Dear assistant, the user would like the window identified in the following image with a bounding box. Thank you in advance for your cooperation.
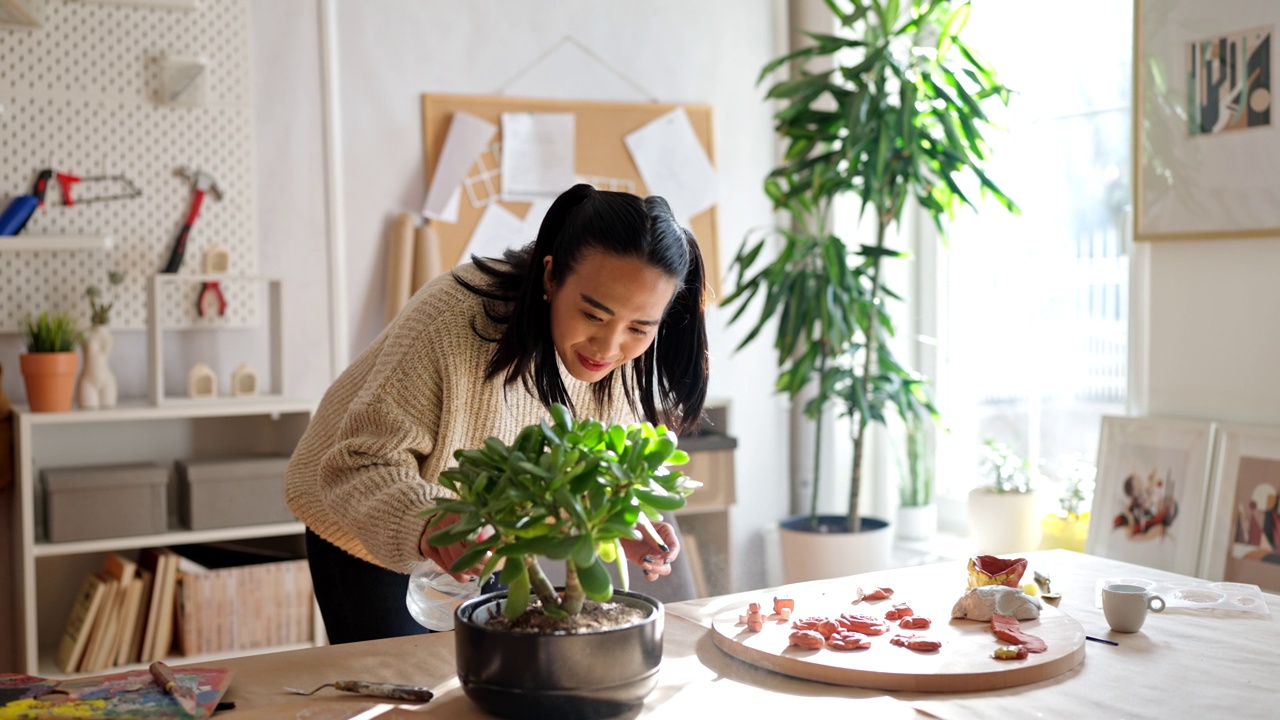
[927,1,1134,523]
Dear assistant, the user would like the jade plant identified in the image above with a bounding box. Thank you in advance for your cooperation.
[22,311,83,353]
[423,404,698,619]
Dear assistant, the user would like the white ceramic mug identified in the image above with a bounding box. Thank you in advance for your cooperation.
[1102,582,1166,633]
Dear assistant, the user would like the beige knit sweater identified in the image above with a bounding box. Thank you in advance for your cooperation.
[285,263,627,572]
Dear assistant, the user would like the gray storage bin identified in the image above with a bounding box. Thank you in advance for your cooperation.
[176,456,295,530]
[42,464,170,542]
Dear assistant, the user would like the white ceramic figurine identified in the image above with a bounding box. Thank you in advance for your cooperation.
[951,585,1043,621]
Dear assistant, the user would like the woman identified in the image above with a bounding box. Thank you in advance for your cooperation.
[285,183,710,643]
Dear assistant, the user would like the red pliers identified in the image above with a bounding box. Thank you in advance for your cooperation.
[197,281,226,317]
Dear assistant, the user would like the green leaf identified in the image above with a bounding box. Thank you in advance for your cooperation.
[427,523,477,547]
[606,425,626,455]
[937,3,972,60]
[575,558,613,602]
[572,535,596,567]
[448,539,497,575]
[543,534,581,561]
[634,486,687,512]
[500,555,528,585]
[504,571,531,620]
[549,403,574,431]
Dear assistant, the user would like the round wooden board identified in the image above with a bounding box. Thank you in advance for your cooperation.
[711,578,1086,693]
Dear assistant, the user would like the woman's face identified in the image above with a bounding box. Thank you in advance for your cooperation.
[543,248,677,382]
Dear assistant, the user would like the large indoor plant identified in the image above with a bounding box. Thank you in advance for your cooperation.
[725,0,1015,579]
[423,404,698,720]
[19,310,83,412]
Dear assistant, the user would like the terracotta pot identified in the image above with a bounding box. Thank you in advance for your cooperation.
[19,352,79,412]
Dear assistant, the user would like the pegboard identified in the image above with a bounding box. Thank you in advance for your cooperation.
[0,0,258,332]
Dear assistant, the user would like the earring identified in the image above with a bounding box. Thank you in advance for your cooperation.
[542,293,548,302]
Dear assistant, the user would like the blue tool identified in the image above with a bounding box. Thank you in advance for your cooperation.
[0,170,53,236]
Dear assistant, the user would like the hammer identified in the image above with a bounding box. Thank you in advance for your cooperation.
[162,166,222,273]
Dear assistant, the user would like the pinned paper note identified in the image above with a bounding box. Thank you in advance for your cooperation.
[457,204,523,266]
[423,111,497,222]
[456,201,553,267]
[501,112,576,202]
[624,107,718,224]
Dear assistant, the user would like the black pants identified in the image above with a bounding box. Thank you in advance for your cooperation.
[304,528,499,644]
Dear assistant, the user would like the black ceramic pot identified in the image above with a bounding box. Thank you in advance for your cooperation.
[454,589,664,720]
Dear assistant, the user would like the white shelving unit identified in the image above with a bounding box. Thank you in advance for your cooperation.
[10,398,319,676]
[0,235,115,252]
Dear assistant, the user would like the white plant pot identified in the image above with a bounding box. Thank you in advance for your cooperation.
[778,515,893,583]
[967,488,1042,555]
[896,503,938,542]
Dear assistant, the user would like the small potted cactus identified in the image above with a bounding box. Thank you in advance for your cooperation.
[423,404,698,720]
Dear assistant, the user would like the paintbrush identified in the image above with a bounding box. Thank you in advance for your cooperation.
[149,661,199,715]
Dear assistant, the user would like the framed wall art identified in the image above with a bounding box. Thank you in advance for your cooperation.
[1201,423,1280,591]
[1086,416,1216,574]
[1134,0,1279,240]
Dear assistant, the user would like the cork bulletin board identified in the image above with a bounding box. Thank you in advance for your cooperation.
[421,94,722,297]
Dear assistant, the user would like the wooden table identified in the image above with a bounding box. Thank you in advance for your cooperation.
[200,550,1277,719]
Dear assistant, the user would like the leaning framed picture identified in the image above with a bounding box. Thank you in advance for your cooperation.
[1201,423,1280,591]
[1134,0,1280,240]
[1086,416,1216,575]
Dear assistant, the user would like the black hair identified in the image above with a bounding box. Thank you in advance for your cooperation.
[453,183,709,435]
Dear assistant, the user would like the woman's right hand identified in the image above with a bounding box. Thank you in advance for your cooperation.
[419,512,490,582]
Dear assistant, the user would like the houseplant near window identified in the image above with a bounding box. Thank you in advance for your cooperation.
[1039,454,1095,552]
[968,439,1042,554]
[896,400,937,540]
[725,0,1015,580]
[19,310,83,412]
[423,404,698,720]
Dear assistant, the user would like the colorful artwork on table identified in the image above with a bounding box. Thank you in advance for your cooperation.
[1106,449,1182,542]
[1188,25,1272,135]
[1224,456,1280,589]
[0,667,231,719]
[1087,417,1214,576]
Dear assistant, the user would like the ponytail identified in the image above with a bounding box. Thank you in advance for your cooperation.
[660,229,709,434]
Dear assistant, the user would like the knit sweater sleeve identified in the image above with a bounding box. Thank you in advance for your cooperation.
[313,291,459,572]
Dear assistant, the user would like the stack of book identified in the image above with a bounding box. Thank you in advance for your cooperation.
[54,545,313,674]
[54,549,181,674]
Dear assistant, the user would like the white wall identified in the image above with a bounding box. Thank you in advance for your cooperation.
[252,0,792,591]
[1143,239,1280,424]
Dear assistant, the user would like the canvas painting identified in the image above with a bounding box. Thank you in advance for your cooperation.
[1086,416,1215,575]
[1135,1,1280,239]
[1202,424,1280,591]
[0,667,231,719]
[1188,25,1272,136]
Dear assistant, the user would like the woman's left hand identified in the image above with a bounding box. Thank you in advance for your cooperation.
[619,520,681,581]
